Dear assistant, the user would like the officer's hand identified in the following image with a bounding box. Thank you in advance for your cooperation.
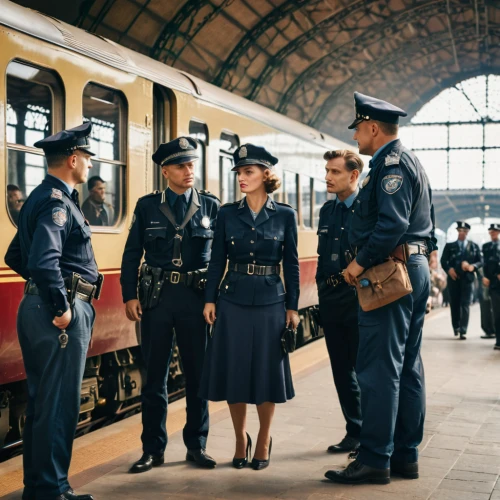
[344,260,365,285]
[483,277,490,287]
[204,303,216,325]
[448,268,458,280]
[53,308,72,330]
[125,299,142,322]
[461,261,470,271]
[467,264,475,272]
[286,310,300,330]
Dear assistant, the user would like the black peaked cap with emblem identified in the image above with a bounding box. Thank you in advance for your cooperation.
[489,223,500,231]
[232,143,278,171]
[152,137,199,166]
[456,221,471,230]
[34,122,95,156]
[348,91,407,129]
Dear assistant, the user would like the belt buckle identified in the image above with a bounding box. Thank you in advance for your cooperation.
[247,264,255,275]
[170,271,181,284]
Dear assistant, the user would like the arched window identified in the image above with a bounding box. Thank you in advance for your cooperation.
[400,75,500,190]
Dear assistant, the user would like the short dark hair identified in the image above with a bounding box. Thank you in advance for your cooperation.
[88,176,105,191]
[323,149,364,173]
[374,120,399,136]
[7,184,21,192]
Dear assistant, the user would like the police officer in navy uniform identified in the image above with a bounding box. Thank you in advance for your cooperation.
[440,222,482,339]
[316,150,363,455]
[325,92,435,485]
[200,144,299,471]
[121,137,219,473]
[5,123,101,500]
[482,223,500,348]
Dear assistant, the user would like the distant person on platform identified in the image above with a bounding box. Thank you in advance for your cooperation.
[82,175,114,226]
[316,150,363,456]
[482,223,500,348]
[7,184,24,225]
[440,221,482,340]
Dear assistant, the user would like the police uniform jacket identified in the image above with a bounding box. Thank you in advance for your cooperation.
[5,175,99,316]
[482,241,500,289]
[349,139,435,268]
[120,188,220,302]
[441,240,482,282]
[205,196,300,311]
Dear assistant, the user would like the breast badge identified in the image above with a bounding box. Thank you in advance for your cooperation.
[201,216,211,229]
[381,174,403,195]
[52,207,68,226]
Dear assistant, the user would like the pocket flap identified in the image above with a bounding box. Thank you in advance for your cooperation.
[264,229,285,241]
[225,229,245,241]
[144,227,167,240]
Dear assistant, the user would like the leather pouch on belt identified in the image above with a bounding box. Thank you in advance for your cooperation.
[355,257,413,312]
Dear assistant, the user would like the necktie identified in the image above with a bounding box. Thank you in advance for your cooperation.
[174,195,187,225]
[71,190,80,208]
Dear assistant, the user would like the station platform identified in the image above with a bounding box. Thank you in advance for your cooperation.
[2,304,500,500]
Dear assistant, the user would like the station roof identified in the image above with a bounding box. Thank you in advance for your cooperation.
[10,0,500,142]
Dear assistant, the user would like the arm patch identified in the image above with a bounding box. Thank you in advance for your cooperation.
[381,174,403,194]
[52,207,67,226]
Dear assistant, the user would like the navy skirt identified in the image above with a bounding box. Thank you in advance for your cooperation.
[199,298,295,405]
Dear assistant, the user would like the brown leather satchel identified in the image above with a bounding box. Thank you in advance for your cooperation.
[355,257,413,312]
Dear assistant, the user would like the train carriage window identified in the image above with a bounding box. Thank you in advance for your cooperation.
[6,61,64,226]
[301,175,312,228]
[219,131,239,204]
[313,180,327,228]
[82,83,127,228]
[153,85,171,191]
[283,171,298,212]
[189,120,208,190]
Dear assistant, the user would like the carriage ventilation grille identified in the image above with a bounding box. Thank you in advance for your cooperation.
[55,24,128,67]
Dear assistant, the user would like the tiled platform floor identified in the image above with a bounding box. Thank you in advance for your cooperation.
[4,304,500,500]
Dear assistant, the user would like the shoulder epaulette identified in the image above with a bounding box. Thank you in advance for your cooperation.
[138,190,161,201]
[276,201,293,209]
[198,189,220,202]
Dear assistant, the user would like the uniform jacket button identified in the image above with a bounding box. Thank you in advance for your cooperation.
[274,236,277,240]
[251,227,255,231]
[250,240,254,244]
[250,252,254,256]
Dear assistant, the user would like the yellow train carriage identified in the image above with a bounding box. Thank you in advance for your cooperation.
[0,1,352,453]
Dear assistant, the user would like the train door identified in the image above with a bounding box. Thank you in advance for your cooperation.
[219,131,239,204]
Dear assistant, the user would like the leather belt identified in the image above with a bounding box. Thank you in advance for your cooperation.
[164,270,188,285]
[25,279,95,303]
[390,241,428,262]
[326,272,346,288]
[229,262,280,276]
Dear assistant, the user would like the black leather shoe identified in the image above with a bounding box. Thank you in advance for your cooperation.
[186,448,217,468]
[233,432,252,469]
[251,436,272,470]
[454,329,459,336]
[56,489,94,500]
[390,460,419,479]
[494,345,500,350]
[460,333,467,340]
[325,459,390,484]
[129,453,164,473]
[327,435,360,453]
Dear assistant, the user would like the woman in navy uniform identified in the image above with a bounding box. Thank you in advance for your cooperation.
[200,144,300,470]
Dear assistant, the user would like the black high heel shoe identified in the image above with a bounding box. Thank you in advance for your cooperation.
[251,436,272,470]
[233,432,252,469]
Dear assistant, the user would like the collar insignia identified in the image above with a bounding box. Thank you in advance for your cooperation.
[385,152,400,166]
[362,175,370,188]
[51,188,63,200]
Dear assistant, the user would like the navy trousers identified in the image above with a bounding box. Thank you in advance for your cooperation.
[490,288,500,346]
[319,285,362,439]
[140,282,209,455]
[447,276,473,334]
[356,254,429,469]
[17,295,94,500]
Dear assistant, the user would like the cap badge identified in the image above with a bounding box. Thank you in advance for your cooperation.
[362,175,370,188]
[385,152,400,166]
[201,216,211,229]
[179,137,189,150]
[51,188,63,200]
[239,146,248,159]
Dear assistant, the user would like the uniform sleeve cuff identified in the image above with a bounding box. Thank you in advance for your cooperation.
[49,287,69,317]
[122,286,138,303]
[355,251,372,270]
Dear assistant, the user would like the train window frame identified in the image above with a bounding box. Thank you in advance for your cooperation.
[153,84,172,192]
[300,174,313,229]
[189,119,208,190]
[219,131,239,205]
[82,82,128,232]
[283,170,298,215]
[5,59,65,227]
[313,178,328,228]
